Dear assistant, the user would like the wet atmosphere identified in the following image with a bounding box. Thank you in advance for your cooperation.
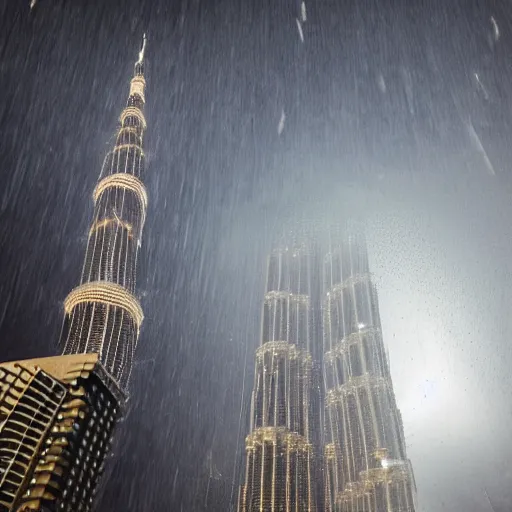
[1,0,512,510]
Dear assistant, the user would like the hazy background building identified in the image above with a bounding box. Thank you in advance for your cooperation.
[238,244,316,511]
[3,1,512,510]
[323,230,416,511]
[237,226,417,511]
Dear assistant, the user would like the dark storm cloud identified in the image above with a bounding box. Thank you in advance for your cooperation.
[1,0,512,510]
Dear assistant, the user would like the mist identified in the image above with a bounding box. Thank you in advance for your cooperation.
[1,0,512,510]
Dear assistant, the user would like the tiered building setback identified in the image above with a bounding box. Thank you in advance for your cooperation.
[237,230,417,512]
[61,38,148,389]
[0,37,149,511]
[323,232,416,512]
[238,245,316,512]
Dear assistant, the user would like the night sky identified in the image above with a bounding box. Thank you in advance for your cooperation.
[2,0,512,510]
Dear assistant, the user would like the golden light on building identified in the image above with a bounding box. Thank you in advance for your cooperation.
[63,281,144,329]
[0,354,121,512]
[0,34,150,511]
[237,231,417,512]
[322,232,417,512]
[238,246,316,512]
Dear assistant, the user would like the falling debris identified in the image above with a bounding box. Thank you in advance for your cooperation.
[474,72,489,100]
[277,109,286,135]
[296,18,304,42]
[490,16,500,41]
[377,73,387,93]
[206,449,222,479]
[204,449,222,508]
[467,118,496,176]
[301,1,307,22]
[484,489,497,512]
[29,0,37,9]
[401,67,414,114]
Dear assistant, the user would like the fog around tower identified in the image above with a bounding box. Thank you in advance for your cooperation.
[2,0,512,511]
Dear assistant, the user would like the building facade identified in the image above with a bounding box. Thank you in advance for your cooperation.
[0,37,148,511]
[323,231,416,512]
[237,229,417,512]
[238,245,316,512]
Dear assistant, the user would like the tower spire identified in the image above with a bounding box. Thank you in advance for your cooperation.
[134,33,147,79]
[137,33,147,67]
[61,36,148,389]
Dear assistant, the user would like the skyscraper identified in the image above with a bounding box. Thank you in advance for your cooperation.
[0,37,148,511]
[323,231,416,512]
[237,229,417,512]
[238,245,316,512]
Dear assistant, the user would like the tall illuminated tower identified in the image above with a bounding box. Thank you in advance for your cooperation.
[238,244,316,512]
[60,36,148,388]
[323,231,416,512]
[0,36,148,511]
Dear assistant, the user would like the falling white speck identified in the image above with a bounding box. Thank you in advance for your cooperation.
[381,458,405,469]
[296,18,304,42]
[377,73,387,93]
[29,0,36,9]
[401,67,414,114]
[474,72,489,100]
[467,118,496,176]
[490,16,500,41]
[278,109,286,135]
[301,1,307,22]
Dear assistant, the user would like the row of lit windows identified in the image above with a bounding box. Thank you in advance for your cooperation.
[324,280,380,345]
[324,334,389,388]
[62,301,138,388]
[327,385,405,490]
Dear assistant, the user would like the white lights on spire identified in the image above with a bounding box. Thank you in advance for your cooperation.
[137,33,147,66]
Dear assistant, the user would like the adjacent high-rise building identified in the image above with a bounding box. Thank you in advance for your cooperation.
[323,231,416,512]
[237,230,417,512]
[0,37,148,511]
[238,245,316,512]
